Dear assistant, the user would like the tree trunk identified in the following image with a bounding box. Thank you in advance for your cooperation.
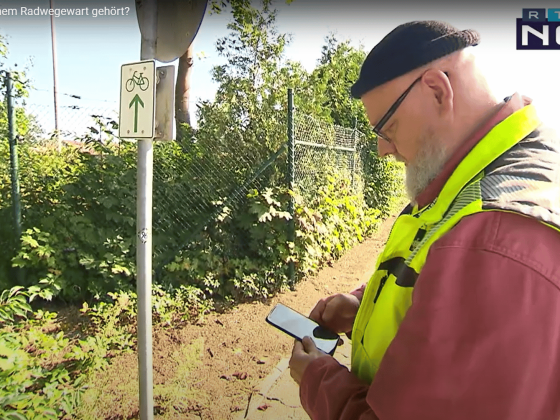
[175,43,194,137]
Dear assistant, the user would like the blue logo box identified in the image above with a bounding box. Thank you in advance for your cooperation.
[516,19,560,49]
[517,9,560,49]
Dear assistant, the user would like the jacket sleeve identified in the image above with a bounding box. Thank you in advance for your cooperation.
[299,219,560,420]
[300,357,378,420]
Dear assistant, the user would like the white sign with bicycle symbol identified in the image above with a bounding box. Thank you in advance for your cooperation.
[119,60,156,139]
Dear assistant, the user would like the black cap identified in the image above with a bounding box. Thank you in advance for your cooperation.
[350,21,480,99]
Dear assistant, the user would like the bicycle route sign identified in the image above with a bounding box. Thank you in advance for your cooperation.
[119,60,156,139]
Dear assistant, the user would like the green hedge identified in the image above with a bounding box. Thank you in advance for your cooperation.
[0,133,401,303]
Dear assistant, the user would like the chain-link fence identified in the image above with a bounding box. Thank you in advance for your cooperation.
[293,113,365,205]
[1,85,369,292]
[151,137,286,275]
[1,100,282,264]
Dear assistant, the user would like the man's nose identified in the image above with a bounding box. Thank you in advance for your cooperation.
[377,137,397,158]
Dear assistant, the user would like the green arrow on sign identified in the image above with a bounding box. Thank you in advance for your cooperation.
[129,94,144,133]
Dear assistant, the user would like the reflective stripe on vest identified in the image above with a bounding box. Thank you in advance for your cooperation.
[351,104,560,384]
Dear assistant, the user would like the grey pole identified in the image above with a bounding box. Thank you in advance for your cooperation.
[49,0,60,151]
[6,72,22,247]
[138,1,157,419]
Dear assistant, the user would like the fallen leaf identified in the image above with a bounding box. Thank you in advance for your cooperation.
[220,375,232,381]
[258,403,271,411]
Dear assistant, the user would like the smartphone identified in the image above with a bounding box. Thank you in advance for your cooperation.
[266,303,340,356]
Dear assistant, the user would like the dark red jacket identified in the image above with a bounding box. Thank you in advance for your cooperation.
[299,93,560,420]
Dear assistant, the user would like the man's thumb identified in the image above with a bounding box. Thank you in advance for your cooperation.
[302,336,316,352]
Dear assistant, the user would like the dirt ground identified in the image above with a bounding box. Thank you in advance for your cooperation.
[78,210,399,420]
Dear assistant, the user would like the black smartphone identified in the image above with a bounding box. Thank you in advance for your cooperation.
[266,303,340,356]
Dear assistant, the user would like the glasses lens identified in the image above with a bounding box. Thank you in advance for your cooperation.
[373,128,389,143]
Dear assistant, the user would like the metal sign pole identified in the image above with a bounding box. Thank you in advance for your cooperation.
[138,0,157,419]
[124,2,207,415]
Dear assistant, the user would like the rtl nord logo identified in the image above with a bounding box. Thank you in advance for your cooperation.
[517,8,560,49]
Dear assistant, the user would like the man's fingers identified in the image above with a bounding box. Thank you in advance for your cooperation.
[309,294,337,322]
[322,302,337,324]
[308,299,326,323]
[292,339,304,355]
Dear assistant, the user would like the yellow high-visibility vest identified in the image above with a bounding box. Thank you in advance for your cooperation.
[351,104,560,384]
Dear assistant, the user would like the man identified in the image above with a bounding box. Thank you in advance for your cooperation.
[288,20,560,420]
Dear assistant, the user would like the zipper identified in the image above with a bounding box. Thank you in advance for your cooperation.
[373,275,388,303]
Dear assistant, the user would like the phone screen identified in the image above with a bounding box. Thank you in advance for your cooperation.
[266,303,339,355]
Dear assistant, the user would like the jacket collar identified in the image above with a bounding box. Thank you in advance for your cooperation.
[414,93,532,209]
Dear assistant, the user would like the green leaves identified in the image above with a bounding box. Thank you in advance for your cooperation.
[160,175,381,301]
[1,133,140,301]
[0,304,85,419]
[0,287,32,325]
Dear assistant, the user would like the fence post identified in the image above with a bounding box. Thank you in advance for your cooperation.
[6,72,22,247]
[351,116,357,191]
[287,88,295,285]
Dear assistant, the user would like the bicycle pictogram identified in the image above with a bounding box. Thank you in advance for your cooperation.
[125,71,149,92]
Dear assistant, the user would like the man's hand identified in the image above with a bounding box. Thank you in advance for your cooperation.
[289,336,332,385]
[309,293,360,334]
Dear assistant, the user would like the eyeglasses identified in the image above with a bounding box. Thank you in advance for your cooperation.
[372,71,449,143]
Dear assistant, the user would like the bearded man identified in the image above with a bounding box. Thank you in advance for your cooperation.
[288,20,560,420]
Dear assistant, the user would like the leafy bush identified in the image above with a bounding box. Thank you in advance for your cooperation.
[0,279,211,420]
[0,322,84,420]
[360,145,405,217]
[0,287,32,325]
[0,136,138,301]
[307,34,406,218]
[0,291,85,419]
[0,114,397,306]
[163,170,381,301]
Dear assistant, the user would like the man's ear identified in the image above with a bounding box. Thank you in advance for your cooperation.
[422,70,453,115]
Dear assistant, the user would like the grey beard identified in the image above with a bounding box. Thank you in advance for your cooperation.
[405,136,450,203]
